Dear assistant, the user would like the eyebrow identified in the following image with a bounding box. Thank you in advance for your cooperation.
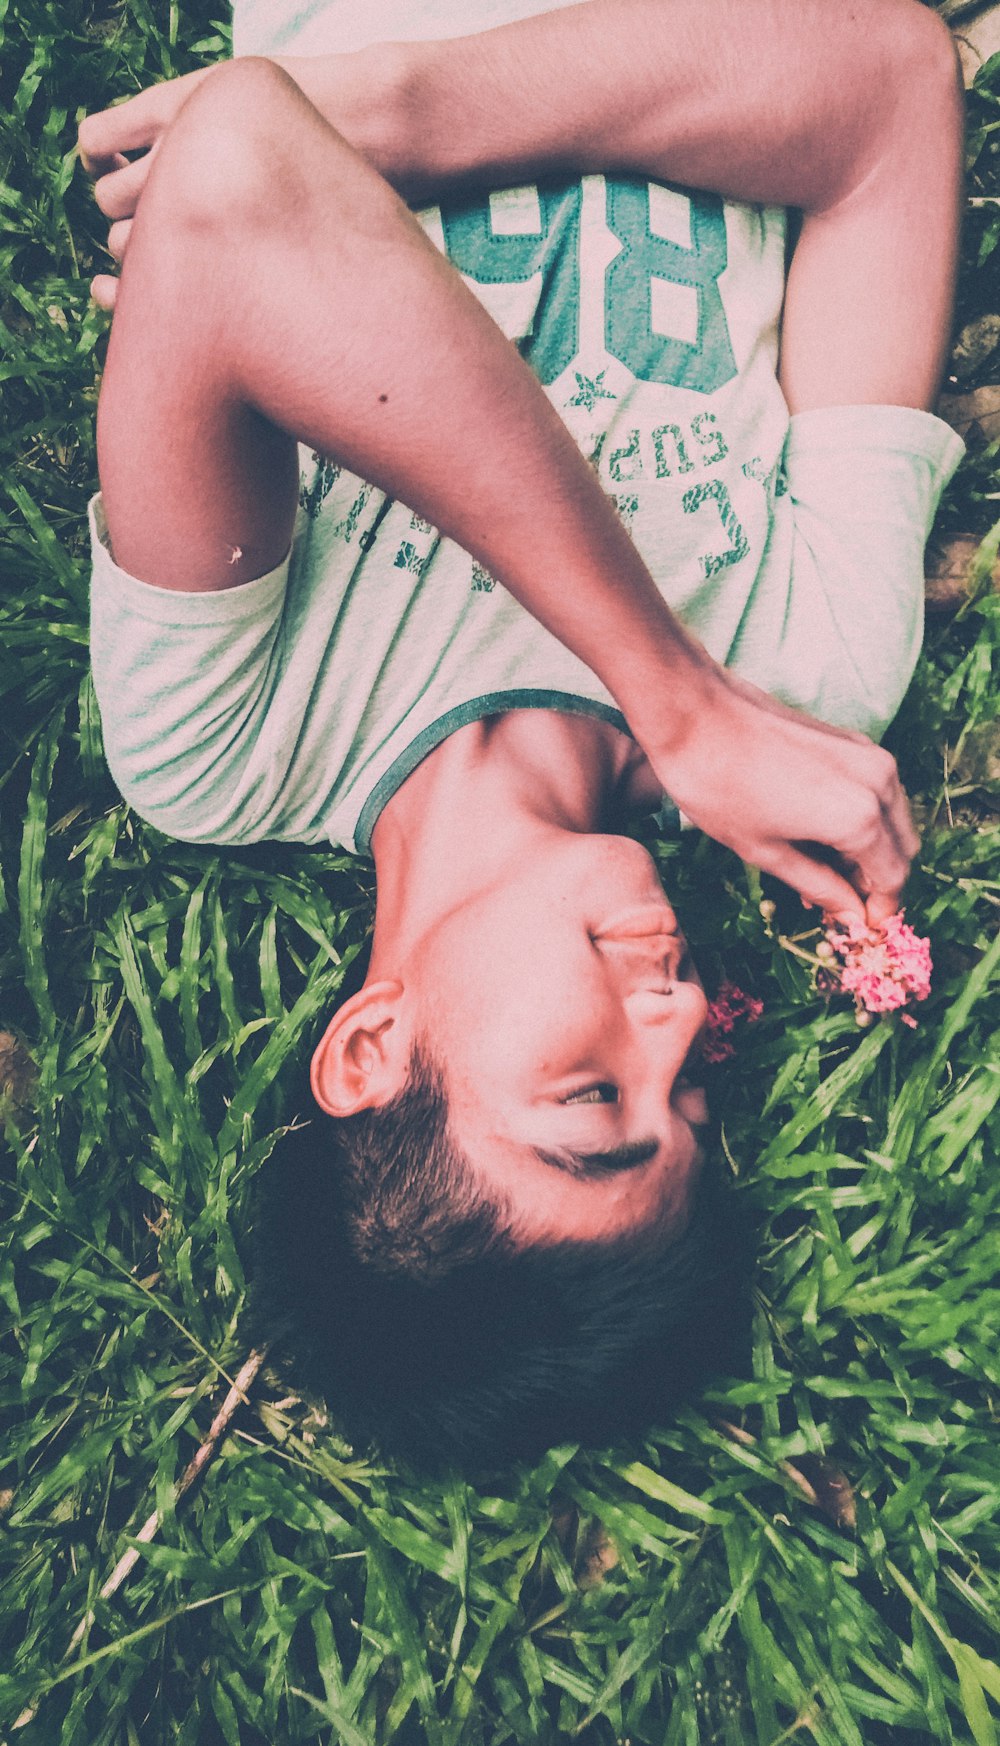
[531,1137,661,1180]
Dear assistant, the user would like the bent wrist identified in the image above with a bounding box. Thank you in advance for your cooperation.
[271,45,414,187]
[361,40,426,190]
[379,39,464,202]
[602,632,726,771]
[333,39,446,198]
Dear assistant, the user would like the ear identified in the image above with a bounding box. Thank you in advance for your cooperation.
[310,979,411,1117]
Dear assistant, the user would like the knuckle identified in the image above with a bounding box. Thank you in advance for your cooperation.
[857,744,896,801]
[856,794,884,839]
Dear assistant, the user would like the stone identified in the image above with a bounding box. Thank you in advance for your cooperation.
[953,2,1000,84]
[949,314,1000,383]
[937,383,1000,444]
[925,532,1000,610]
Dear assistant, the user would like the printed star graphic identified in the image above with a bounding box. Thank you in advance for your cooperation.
[566,370,616,414]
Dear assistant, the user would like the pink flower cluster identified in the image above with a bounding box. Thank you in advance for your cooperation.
[823,911,932,1026]
[703,980,764,1063]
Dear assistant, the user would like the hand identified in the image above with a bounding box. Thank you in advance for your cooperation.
[76,51,413,312]
[652,665,920,926]
[77,67,212,309]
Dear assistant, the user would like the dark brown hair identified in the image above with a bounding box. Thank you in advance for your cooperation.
[247,1045,753,1474]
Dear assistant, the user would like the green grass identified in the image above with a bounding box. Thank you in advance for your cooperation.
[1,3,999,1741]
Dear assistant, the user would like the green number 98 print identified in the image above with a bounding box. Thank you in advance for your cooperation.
[439,175,737,393]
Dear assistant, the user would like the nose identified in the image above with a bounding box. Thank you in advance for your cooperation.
[597,933,686,984]
[625,978,708,1029]
[592,901,680,941]
[630,981,712,1129]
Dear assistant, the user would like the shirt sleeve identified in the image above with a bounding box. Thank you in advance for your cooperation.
[750,402,965,741]
[88,492,293,843]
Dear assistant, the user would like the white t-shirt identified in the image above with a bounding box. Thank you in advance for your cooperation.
[87,0,965,854]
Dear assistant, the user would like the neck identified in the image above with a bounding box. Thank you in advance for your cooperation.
[368,712,656,969]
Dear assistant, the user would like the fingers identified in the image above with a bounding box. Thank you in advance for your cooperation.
[79,145,130,180]
[853,756,920,920]
[864,890,902,928]
[90,274,118,311]
[765,744,918,925]
[90,222,131,309]
[91,150,156,221]
[809,737,917,921]
[887,771,922,863]
[107,219,132,263]
[771,846,866,925]
[77,67,211,167]
[677,676,921,930]
[82,149,145,315]
[77,83,169,164]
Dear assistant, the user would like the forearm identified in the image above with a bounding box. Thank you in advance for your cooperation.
[275,0,961,410]
[274,0,940,212]
[80,52,929,921]
[241,71,722,752]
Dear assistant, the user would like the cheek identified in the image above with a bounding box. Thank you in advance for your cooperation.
[423,923,608,1082]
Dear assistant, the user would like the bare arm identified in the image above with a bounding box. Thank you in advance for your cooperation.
[80,1,963,413]
[274,0,962,415]
[76,6,963,920]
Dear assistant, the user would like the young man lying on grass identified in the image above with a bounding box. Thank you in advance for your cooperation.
[78,0,964,1469]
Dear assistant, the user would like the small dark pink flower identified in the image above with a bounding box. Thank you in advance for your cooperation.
[702,1032,736,1065]
[704,980,764,1063]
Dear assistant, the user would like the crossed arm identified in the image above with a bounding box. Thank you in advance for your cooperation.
[78,0,964,919]
[83,0,963,414]
[277,0,962,418]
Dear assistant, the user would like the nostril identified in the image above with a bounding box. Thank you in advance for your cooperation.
[626,987,679,1022]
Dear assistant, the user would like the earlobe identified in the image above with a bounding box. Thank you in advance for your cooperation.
[310,980,410,1116]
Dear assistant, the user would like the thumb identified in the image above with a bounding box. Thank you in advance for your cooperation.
[864,889,903,929]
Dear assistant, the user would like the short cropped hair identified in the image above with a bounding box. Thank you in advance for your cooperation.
[247,1044,752,1474]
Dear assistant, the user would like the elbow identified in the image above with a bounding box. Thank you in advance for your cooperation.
[819,2,964,213]
[876,3,964,175]
[896,4,964,136]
